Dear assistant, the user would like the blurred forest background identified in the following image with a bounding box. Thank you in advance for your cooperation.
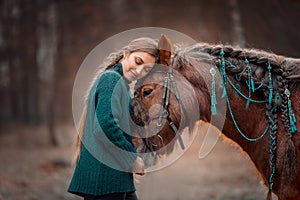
[0,0,299,200]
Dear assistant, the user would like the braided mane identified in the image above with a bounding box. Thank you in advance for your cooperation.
[175,43,300,89]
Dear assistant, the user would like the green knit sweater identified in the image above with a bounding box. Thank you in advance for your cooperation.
[68,63,138,197]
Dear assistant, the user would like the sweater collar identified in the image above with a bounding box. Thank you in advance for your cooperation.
[110,62,123,76]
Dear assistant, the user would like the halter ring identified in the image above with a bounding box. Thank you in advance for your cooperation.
[151,134,164,147]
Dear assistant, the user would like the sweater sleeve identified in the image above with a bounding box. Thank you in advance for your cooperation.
[94,71,137,171]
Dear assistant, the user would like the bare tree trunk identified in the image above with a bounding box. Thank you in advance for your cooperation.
[15,0,40,123]
[36,0,59,146]
[229,0,246,47]
[28,0,40,124]
[26,0,39,123]
[48,94,57,146]
[0,1,10,122]
[48,2,59,146]
[6,0,21,120]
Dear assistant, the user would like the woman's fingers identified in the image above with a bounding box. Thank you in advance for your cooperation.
[132,157,145,175]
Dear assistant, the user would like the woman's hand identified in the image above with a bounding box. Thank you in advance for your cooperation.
[132,157,145,176]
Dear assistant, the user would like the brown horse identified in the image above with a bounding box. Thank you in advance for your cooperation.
[131,35,300,200]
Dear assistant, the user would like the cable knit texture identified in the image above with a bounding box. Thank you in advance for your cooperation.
[68,63,137,197]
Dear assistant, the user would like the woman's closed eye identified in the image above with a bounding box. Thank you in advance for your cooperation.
[135,57,143,65]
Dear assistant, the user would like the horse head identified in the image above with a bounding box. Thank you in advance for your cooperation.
[131,35,209,156]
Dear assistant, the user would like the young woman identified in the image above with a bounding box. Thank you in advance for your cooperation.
[68,37,158,200]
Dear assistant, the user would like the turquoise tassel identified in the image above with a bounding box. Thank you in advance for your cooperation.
[290,117,297,133]
[245,59,255,92]
[267,65,273,105]
[244,59,254,110]
[245,59,255,109]
[293,114,297,123]
[268,89,273,105]
[220,51,227,98]
[210,67,217,115]
[211,105,217,115]
[285,88,297,134]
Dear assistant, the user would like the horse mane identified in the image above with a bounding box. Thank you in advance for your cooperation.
[174,43,300,89]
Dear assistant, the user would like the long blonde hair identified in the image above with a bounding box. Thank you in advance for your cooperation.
[74,37,158,163]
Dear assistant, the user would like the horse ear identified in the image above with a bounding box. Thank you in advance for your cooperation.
[158,34,172,65]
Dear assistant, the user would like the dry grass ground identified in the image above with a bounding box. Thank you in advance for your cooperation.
[0,122,270,200]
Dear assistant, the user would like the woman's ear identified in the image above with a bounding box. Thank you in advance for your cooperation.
[158,34,172,66]
[123,50,129,60]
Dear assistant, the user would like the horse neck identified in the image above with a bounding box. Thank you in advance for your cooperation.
[174,61,212,122]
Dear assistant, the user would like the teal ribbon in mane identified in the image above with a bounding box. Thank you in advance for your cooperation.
[245,59,255,109]
[267,65,273,105]
[220,51,227,98]
[285,88,298,133]
[210,67,217,115]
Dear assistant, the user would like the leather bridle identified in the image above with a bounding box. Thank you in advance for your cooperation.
[135,65,188,151]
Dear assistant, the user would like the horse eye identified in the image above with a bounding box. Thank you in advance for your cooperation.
[143,89,153,97]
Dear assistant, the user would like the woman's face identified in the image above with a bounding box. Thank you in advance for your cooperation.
[121,51,156,82]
